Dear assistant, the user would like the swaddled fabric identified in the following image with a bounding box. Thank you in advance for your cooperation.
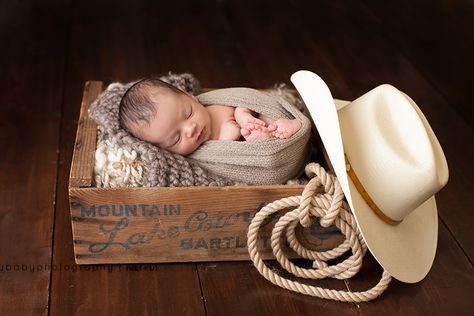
[190,88,311,185]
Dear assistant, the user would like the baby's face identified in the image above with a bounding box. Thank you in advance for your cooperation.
[135,87,212,155]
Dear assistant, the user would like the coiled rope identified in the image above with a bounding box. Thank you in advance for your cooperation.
[247,163,392,302]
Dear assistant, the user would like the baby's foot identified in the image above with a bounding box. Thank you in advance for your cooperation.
[241,123,273,141]
[272,119,302,139]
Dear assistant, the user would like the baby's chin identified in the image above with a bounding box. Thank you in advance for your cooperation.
[203,124,212,142]
[172,145,199,156]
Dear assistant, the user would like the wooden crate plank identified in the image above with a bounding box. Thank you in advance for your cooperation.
[69,81,102,188]
[0,1,68,315]
[49,0,205,314]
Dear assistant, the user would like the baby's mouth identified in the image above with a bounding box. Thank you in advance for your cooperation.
[197,127,206,141]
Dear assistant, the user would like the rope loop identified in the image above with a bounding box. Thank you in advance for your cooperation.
[247,163,392,302]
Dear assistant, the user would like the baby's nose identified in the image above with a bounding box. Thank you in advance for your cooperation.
[184,122,197,138]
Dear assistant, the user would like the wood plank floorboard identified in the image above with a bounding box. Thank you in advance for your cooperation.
[144,0,251,87]
[0,1,68,314]
[198,261,358,315]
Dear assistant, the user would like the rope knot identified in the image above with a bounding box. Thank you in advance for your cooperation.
[319,180,345,227]
[297,165,322,227]
[298,163,342,228]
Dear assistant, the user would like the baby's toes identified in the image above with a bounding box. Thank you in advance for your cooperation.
[251,123,267,131]
[273,131,282,139]
[252,124,263,131]
[245,123,255,131]
[275,129,290,139]
[253,118,266,126]
[267,123,277,132]
[241,127,250,136]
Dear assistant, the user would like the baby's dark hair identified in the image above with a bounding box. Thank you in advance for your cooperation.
[118,77,182,135]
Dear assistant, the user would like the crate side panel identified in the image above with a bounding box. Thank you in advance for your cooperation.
[69,186,344,264]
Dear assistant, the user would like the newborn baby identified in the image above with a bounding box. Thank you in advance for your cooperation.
[119,78,302,155]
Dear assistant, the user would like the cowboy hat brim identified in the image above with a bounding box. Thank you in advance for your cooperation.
[291,70,446,283]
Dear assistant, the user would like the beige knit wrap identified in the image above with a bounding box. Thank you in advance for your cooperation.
[189,87,312,185]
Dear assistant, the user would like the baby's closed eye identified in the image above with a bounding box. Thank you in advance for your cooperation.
[170,134,181,147]
[186,104,193,118]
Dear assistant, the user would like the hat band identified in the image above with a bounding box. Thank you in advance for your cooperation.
[344,155,402,226]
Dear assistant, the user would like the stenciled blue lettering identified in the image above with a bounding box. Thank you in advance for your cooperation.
[80,205,96,217]
[184,210,212,232]
[125,205,137,217]
[98,205,110,217]
[89,218,180,253]
[165,204,181,216]
[89,217,130,253]
[184,210,243,232]
[111,204,123,217]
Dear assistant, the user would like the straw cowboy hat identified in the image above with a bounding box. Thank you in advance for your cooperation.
[291,70,449,283]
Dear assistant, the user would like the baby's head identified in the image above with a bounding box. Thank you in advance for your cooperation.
[119,78,211,155]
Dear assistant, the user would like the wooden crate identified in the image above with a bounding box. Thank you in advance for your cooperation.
[68,81,344,264]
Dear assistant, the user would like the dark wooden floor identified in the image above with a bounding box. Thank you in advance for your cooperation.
[0,0,473,315]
